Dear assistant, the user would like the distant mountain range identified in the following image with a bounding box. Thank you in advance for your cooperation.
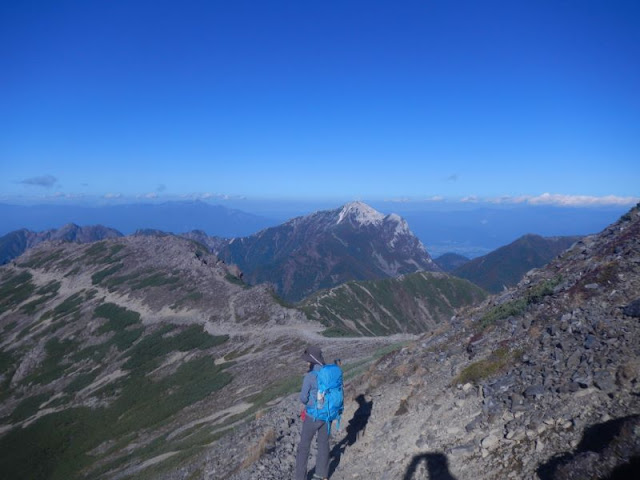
[1,206,585,300]
[1,201,629,258]
[0,224,122,265]
[217,202,441,301]
[0,201,277,238]
[452,233,582,293]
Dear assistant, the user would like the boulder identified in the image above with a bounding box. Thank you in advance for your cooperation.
[623,298,640,318]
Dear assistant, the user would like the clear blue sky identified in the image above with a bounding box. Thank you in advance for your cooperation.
[1,0,639,206]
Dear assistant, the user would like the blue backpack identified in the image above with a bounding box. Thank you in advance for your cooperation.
[306,364,344,432]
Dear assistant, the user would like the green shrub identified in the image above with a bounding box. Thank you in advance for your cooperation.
[83,243,126,265]
[172,291,204,308]
[130,272,180,290]
[91,264,124,285]
[123,325,227,372]
[112,328,144,351]
[10,392,53,422]
[455,347,511,385]
[37,281,61,296]
[480,276,561,328]
[94,303,141,332]
[84,242,108,258]
[2,321,17,333]
[0,355,232,480]
[101,271,143,289]
[0,271,35,314]
[480,298,527,329]
[64,371,100,394]
[0,351,14,374]
[22,338,78,385]
[64,267,81,278]
[248,375,300,407]
[321,326,353,337]
[72,343,112,363]
[20,295,56,315]
[224,273,246,287]
[18,251,63,269]
[52,292,85,319]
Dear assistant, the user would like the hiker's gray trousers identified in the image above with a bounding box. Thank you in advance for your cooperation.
[295,416,329,480]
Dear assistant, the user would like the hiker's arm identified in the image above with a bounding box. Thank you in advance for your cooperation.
[299,373,313,404]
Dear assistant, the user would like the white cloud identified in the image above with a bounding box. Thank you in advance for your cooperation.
[192,192,245,201]
[137,192,159,199]
[486,193,639,207]
[461,196,479,203]
[384,196,446,203]
[46,192,84,199]
[487,195,526,204]
[526,193,639,207]
[103,193,122,199]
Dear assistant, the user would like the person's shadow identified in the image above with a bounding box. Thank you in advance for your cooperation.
[404,452,457,480]
[536,415,640,480]
[328,394,373,476]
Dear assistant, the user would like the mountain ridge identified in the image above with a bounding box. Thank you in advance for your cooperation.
[0,224,123,265]
[0,201,277,238]
[452,233,582,293]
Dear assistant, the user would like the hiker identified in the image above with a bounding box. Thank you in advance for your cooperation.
[294,345,330,480]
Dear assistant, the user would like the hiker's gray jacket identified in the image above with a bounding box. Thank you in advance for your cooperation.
[300,364,321,410]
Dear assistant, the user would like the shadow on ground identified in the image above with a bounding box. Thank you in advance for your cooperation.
[328,394,373,476]
[537,415,640,480]
[403,452,457,480]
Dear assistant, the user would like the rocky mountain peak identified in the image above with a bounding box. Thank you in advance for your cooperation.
[336,201,385,226]
[218,202,440,301]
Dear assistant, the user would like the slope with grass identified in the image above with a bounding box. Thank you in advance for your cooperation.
[300,271,487,336]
